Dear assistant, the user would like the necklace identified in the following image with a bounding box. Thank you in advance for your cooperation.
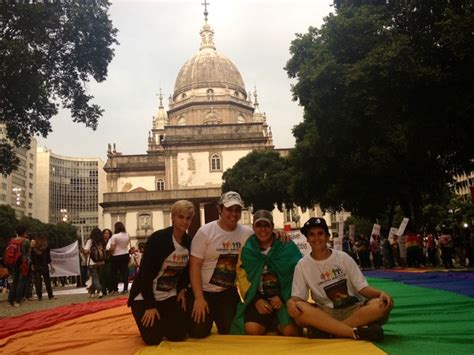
[311,249,332,279]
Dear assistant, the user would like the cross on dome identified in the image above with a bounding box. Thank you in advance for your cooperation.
[202,0,210,22]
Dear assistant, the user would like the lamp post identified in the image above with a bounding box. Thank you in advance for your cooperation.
[60,208,68,222]
[12,187,21,206]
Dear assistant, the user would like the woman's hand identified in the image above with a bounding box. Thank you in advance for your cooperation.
[141,308,160,328]
[255,299,273,315]
[269,296,283,310]
[192,297,209,323]
[177,289,187,311]
[274,230,291,243]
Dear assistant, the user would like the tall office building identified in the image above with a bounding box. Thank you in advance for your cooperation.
[35,148,106,240]
[0,123,37,219]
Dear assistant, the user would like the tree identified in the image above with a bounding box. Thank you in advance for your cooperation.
[222,150,292,211]
[19,216,78,249]
[0,1,118,174]
[286,1,474,229]
[0,204,17,253]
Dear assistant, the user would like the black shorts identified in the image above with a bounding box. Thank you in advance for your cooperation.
[244,299,278,330]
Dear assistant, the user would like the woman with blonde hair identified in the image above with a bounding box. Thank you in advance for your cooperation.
[128,200,195,345]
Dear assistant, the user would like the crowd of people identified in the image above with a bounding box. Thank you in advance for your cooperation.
[127,192,393,346]
[80,223,144,298]
[341,229,472,270]
[1,223,144,306]
[1,225,57,307]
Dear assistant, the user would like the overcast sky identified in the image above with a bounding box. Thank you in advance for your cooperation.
[37,0,333,161]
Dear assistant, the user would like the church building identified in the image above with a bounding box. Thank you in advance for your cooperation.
[101,9,274,242]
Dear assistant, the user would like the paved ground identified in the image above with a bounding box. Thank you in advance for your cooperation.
[0,285,127,318]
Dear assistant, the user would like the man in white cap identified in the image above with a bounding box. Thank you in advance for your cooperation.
[188,191,252,338]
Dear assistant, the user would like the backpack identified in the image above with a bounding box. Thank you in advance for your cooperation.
[3,238,25,267]
[89,243,106,263]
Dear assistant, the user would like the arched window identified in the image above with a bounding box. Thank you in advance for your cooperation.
[207,88,214,100]
[210,154,222,172]
[156,179,165,191]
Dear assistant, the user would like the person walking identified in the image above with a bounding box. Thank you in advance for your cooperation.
[31,235,56,300]
[5,225,30,307]
[107,222,130,294]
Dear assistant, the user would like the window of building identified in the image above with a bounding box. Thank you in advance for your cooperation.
[207,88,214,100]
[241,210,251,225]
[138,214,151,230]
[284,206,300,225]
[210,153,222,172]
[156,179,165,191]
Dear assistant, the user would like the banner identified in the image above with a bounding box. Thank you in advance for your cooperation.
[287,231,311,256]
[388,227,398,244]
[370,224,381,237]
[397,217,410,236]
[50,241,80,277]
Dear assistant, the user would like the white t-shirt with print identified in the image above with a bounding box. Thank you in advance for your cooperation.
[292,249,368,309]
[191,221,252,293]
[106,232,129,256]
[134,236,189,302]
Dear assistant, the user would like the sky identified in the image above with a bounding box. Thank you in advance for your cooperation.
[37,0,334,161]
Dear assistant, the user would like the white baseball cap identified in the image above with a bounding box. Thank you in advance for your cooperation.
[219,191,244,208]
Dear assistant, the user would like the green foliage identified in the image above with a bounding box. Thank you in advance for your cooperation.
[286,1,474,228]
[222,150,292,211]
[0,205,17,252]
[0,1,118,174]
[19,217,78,249]
[344,215,373,237]
[0,207,78,254]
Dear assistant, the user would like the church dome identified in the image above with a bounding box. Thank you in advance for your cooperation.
[173,22,246,100]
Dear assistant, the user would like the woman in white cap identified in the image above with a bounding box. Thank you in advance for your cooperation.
[188,191,251,338]
[287,217,393,341]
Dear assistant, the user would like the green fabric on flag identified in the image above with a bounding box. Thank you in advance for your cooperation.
[367,277,474,355]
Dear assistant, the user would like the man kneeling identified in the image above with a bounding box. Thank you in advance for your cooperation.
[231,210,302,336]
[287,218,393,341]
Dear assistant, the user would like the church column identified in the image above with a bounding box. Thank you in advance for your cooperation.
[163,208,171,228]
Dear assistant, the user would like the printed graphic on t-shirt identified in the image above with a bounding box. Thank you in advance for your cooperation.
[156,265,186,292]
[323,278,359,309]
[156,253,188,292]
[261,271,280,298]
[209,253,238,288]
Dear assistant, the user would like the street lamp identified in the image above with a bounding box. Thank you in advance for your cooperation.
[60,208,68,222]
[12,187,22,206]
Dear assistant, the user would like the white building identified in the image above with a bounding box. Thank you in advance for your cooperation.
[0,124,37,219]
[35,147,106,240]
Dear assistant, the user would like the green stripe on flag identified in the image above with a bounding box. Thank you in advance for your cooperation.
[367,277,474,355]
